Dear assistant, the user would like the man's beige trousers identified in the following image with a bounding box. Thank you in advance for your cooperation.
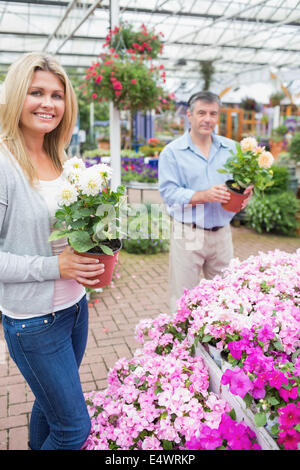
[169,220,234,313]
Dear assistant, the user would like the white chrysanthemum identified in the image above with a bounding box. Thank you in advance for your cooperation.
[240,136,258,153]
[63,156,86,172]
[65,167,83,184]
[63,157,86,181]
[258,150,274,169]
[78,167,103,196]
[57,182,78,206]
[93,163,113,181]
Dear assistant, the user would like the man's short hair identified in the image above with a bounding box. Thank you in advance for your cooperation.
[187,91,222,112]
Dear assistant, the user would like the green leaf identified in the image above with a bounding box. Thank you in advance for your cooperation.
[54,209,67,220]
[295,424,300,432]
[48,229,70,241]
[254,412,267,427]
[271,424,279,436]
[99,244,114,256]
[68,231,95,252]
[162,440,173,450]
[228,408,236,421]
[201,334,213,343]
[73,207,94,218]
[268,397,280,406]
[243,393,253,408]
[273,341,284,351]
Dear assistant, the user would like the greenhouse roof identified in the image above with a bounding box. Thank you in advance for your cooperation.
[0,0,300,103]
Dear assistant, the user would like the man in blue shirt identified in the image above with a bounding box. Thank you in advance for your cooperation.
[159,91,250,312]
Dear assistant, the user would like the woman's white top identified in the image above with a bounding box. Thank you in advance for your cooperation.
[1,174,85,319]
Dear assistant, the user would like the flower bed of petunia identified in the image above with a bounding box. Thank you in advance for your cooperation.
[84,338,261,450]
[135,249,300,450]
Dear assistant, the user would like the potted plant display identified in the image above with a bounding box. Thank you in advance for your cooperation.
[49,157,126,288]
[218,137,274,212]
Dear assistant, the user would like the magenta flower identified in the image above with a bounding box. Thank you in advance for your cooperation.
[185,436,203,450]
[278,403,300,429]
[227,339,247,360]
[198,425,223,450]
[227,423,253,450]
[267,369,289,390]
[278,428,300,450]
[256,324,275,343]
[221,367,253,398]
[251,375,266,399]
[278,385,298,402]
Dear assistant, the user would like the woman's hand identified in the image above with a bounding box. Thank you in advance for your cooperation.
[58,246,105,286]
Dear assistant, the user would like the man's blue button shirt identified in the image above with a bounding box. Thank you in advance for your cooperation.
[158,130,237,228]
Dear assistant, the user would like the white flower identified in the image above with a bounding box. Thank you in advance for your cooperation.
[63,157,86,182]
[258,150,274,169]
[57,182,78,206]
[78,167,103,196]
[240,136,258,153]
[93,163,113,181]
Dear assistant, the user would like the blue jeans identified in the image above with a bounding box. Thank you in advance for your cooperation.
[2,295,91,450]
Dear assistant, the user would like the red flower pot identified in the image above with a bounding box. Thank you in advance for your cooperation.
[221,180,248,213]
[75,240,121,288]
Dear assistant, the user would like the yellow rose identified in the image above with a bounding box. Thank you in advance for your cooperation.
[240,137,258,153]
[258,151,274,169]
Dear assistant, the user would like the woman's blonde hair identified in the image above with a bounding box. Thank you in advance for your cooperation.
[0,52,78,186]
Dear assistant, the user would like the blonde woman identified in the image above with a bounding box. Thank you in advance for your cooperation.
[0,53,105,450]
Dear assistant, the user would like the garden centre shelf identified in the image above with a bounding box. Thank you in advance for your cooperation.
[195,343,279,450]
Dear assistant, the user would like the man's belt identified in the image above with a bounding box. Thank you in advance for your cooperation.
[181,221,224,232]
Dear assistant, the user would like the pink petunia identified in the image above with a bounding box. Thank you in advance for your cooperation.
[267,369,289,390]
[278,428,300,450]
[221,367,253,398]
[278,385,298,402]
[198,425,223,450]
[278,403,300,429]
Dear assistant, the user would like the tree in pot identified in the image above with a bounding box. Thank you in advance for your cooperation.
[218,137,275,212]
[49,157,126,288]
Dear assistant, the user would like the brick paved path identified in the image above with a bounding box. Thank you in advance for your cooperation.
[0,226,299,450]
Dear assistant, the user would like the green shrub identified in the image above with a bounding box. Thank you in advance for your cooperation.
[288,132,300,163]
[267,165,290,193]
[123,203,170,254]
[245,191,300,235]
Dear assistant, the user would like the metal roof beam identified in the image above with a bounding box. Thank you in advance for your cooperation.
[0,30,299,56]
[42,0,79,52]
[1,1,300,27]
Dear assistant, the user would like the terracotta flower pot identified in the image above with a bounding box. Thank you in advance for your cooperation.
[75,240,122,288]
[222,180,248,213]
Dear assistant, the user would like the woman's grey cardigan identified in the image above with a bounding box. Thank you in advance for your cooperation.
[0,144,61,316]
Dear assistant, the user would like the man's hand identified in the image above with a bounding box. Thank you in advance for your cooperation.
[241,185,254,210]
[190,184,231,205]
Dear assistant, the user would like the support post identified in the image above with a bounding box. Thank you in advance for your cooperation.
[109,0,121,190]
